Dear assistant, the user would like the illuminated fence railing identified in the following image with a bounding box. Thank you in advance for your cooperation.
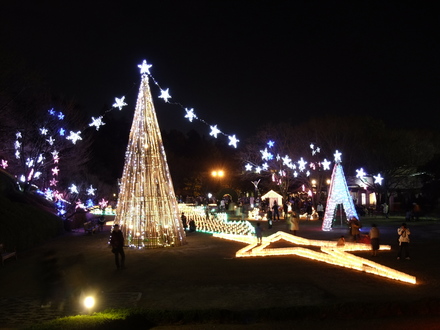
[178,204,255,236]
[213,231,416,285]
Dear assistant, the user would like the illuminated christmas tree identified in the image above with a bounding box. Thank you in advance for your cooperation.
[114,60,186,248]
[322,151,358,231]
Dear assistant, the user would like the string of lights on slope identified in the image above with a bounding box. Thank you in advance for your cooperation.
[1,59,244,215]
[2,59,384,216]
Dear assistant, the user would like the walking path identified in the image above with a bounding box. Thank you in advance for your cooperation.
[1,216,440,328]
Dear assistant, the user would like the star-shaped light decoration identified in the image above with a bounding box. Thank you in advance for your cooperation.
[297,157,307,171]
[260,148,272,161]
[89,116,106,131]
[138,59,152,75]
[52,166,60,176]
[69,184,79,194]
[59,128,65,136]
[58,112,65,120]
[76,200,85,210]
[87,185,96,196]
[262,163,269,171]
[1,159,8,169]
[14,140,21,149]
[40,127,48,135]
[158,88,172,102]
[49,178,58,186]
[52,150,59,163]
[334,150,342,163]
[282,155,292,167]
[99,198,109,208]
[85,199,94,209]
[245,163,253,171]
[37,154,44,163]
[374,173,384,185]
[66,131,82,144]
[254,166,262,174]
[322,158,331,171]
[356,168,367,180]
[228,135,239,148]
[267,140,275,148]
[48,108,56,116]
[113,96,127,110]
[46,136,55,146]
[16,132,22,139]
[34,171,42,179]
[184,108,197,122]
[44,188,53,200]
[26,158,34,168]
[209,125,221,138]
[213,231,416,284]
[15,150,20,159]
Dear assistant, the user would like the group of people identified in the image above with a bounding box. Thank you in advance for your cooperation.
[346,217,411,259]
[180,212,196,232]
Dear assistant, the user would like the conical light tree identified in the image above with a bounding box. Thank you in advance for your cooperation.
[115,60,186,248]
[322,151,358,231]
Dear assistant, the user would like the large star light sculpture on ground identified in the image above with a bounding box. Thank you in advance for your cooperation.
[214,231,416,284]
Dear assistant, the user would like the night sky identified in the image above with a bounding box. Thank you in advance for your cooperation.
[1,1,438,141]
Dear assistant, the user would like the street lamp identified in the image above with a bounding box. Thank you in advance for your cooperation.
[211,170,224,178]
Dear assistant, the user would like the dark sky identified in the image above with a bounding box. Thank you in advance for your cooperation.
[1,1,439,141]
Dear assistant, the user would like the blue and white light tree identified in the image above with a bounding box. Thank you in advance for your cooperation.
[321,150,358,231]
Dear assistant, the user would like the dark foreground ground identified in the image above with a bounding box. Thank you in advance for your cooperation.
[1,215,440,329]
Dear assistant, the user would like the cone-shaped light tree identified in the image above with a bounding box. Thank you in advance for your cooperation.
[322,151,358,231]
[115,60,186,248]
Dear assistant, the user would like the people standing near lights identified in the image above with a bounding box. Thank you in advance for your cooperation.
[306,202,313,221]
[189,218,196,232]
[369,223,380,256]
[382,203,389,218]
[283,201,289,220]
[255,222,263,244]
[349,217,361,242]
[272,201,280,221]
[110,224,125,270]
[316,202,324,221]
[397,223,410,260]
[412,203,421,221]
[291,212,299,235]
[181,212,188,231]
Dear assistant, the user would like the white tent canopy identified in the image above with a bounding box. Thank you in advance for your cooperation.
[261,190,283,208]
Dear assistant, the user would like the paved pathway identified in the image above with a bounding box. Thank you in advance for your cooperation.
[1,216,440,328]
